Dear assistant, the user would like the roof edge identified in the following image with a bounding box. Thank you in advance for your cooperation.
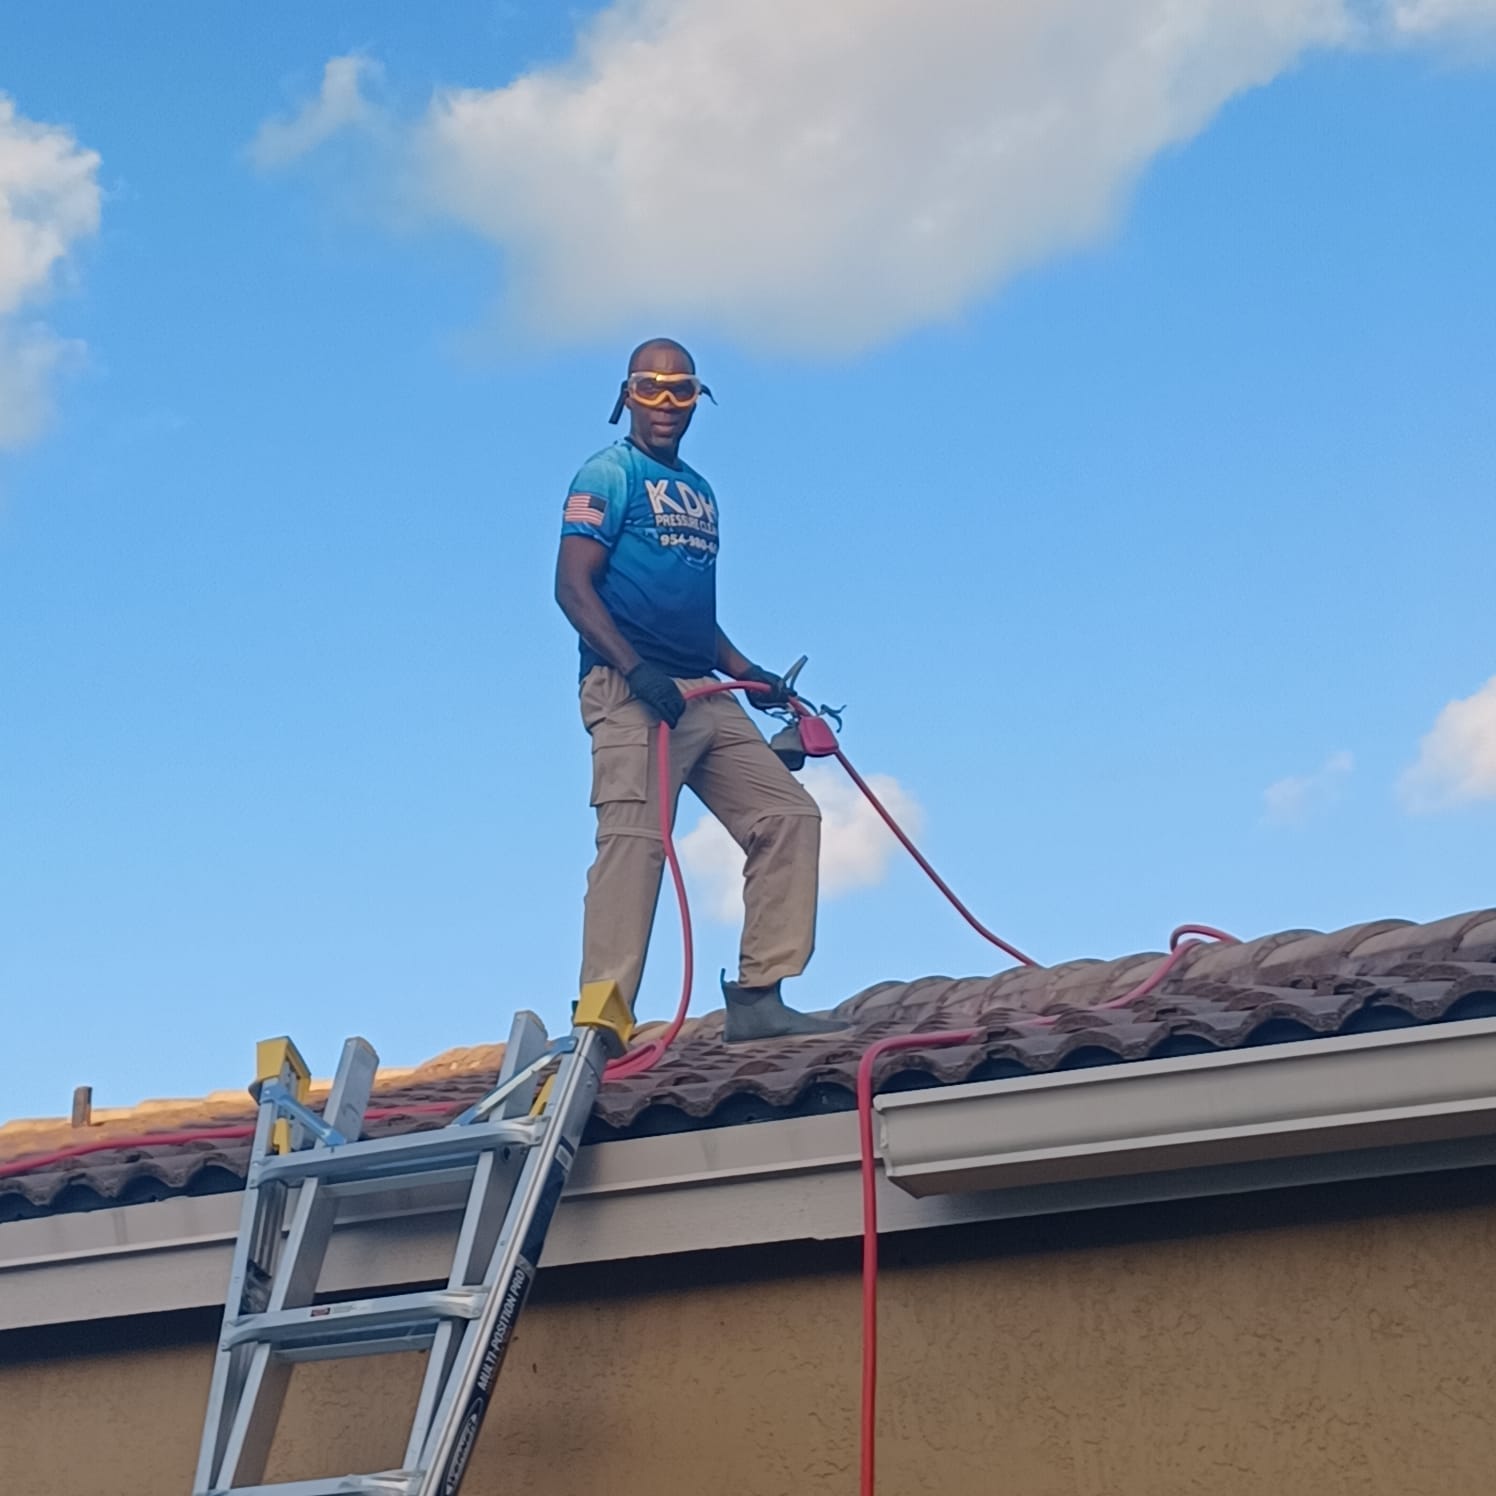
[9,1023,1496,1331]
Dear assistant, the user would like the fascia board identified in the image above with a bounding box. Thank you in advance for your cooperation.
[0,1113,861,1331]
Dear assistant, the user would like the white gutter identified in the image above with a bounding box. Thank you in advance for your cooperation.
[876,1015,1496,1196]
[7,1019,1496,1331]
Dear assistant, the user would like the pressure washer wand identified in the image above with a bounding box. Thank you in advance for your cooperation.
[767,655,844,770]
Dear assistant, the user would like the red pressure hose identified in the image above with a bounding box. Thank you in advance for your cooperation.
[603,681,1040,1080]
[591,682,1237,1496]
[2,689,745,1179]
[598,682,740,1079]
[827,747,1038,969]
[854,926,1236,1496]
[603,679,786,1079]
[856,1030,978,1496]
[0,1101,456,1181]
[1,681,778,1170]
[1,678,1237,1496]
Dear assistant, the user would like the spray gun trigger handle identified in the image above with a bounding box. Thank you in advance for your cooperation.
[782,655,809,695]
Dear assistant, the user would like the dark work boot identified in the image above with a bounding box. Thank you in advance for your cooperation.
[721,975,849,1044]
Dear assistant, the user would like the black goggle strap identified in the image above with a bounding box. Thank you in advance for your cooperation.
[607,380,717,424]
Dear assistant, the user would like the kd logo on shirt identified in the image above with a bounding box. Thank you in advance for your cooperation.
[645,479,716,527]
[643,478,717,560]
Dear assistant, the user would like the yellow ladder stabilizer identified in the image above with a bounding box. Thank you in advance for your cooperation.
[573,980,634,1058]
[529,981,635,1117]
[255,1036,312,1155]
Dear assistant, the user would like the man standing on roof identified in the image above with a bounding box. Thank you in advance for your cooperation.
[555,339,846,1043]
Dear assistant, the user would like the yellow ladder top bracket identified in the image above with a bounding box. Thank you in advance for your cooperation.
[573,980,634,1059]
[255,1036,312,1155]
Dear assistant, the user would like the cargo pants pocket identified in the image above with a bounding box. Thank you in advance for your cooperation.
[589,722,651,807]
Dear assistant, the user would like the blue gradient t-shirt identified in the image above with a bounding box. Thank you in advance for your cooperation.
[561,440,719,679]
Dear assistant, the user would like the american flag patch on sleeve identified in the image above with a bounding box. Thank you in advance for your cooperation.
[563,493,606,527]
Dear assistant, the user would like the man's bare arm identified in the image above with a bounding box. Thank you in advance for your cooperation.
[555,536,641,674]
[715,626,790,707]
[714,626,753,680]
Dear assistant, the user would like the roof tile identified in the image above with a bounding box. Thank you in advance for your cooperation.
[1459,917,1496,953]
[4,908,1495,1221]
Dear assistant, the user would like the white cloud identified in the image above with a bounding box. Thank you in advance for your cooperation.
[408,0,1354,352]
[0,95,100,448]
[1389,0,1496,36]
[248,56,380,171]
[678,762,923,922]
[0,326,83,448]
[1263,749,1354,825]
[1400,676,1496,812]
[263,2,1494,353]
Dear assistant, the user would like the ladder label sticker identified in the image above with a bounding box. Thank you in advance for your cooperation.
[519,1156,569,1266]
[439,1156,571,1493]
[442,1395,486,1496]
[477,1262,531,1397]
[440,1263,529,1495]
[308,1300,372,1320]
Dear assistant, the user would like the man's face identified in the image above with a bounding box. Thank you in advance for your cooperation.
[627,343,697,454]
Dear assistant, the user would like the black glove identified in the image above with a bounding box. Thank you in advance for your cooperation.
[740,663,791,712]
[626,662,687,727]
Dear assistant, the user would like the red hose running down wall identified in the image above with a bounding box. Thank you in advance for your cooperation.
[0,679,1236,1496]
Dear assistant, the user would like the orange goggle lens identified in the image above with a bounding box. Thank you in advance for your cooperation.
[626,372,710,408]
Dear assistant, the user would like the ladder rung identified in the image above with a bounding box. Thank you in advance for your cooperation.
[196,1025,609,1496]
[204,1475,416,1496]
[224,1289,487,1357]
[322,1164,474,1203]
[252,1119,539,1188]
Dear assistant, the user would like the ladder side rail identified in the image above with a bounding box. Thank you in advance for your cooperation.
[194,1081,292,1493]
[491,1010,550,1121]
[406,1131,555,1482]
[213,1039,380,1491]
[268,1038,379,1310]
[400,1009,567,1467]
[399,1137,528,1471]
[403,1324,460,1474]
[414,1029,609,1496]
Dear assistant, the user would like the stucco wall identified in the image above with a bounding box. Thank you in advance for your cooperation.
[3,1175,1495,1495]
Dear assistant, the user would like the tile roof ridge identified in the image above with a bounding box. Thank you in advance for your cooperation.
[4,908,1493,1165]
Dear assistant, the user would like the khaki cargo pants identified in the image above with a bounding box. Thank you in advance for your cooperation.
[579,665,821,1010]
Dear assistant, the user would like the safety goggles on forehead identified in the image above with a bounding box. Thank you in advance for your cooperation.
[609,371,717,424]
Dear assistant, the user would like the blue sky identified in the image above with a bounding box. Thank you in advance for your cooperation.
[2,2,1494,1123]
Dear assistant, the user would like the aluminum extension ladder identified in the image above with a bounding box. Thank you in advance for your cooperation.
[192,981,634,1496]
